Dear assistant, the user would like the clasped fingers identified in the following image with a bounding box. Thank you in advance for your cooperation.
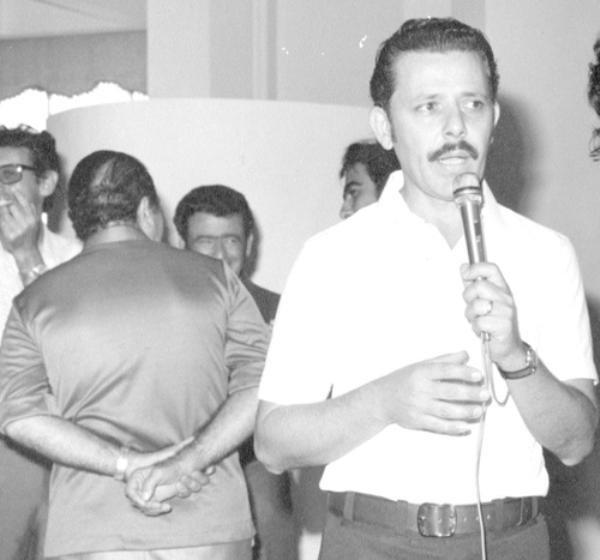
[174,465,215,498]
[125,467,173,517]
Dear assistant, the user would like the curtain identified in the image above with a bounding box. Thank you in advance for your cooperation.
[0,31,146,100]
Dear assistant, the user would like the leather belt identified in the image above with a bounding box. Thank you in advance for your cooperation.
[328,491,541,537]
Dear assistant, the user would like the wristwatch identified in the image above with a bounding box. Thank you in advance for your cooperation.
[113,447,130,481]
[497,342,538,380]
[23,263,47,285]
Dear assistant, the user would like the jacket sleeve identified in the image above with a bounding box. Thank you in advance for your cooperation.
[0,303,54,432]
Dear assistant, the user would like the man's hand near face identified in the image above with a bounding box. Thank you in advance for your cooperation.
[0,189,45,285]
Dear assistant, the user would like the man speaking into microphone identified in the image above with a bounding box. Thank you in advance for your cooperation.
[255,17,598,560]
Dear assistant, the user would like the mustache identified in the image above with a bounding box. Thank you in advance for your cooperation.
[428,141,479,162]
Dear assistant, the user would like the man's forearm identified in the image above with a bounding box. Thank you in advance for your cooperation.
[5,415,121,475]
[187,387,260,470]
[255,383,388,474]
[256,352,490,473]
[509,363,597,465]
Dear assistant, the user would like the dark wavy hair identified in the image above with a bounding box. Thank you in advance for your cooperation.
[0,125,60,177]
[68,150,159,241]
[173,184,255,241]
[339,140,400,196]
[370,18,499,112]
[588,38,600,160]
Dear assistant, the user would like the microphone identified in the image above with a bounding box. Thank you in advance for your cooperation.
[453,172,491,346]
[453,173,486,264]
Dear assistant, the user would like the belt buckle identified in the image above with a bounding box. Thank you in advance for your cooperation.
[417,503,457,537]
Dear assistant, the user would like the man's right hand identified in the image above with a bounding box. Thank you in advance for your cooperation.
[0,189,41,258]
[124,441,215,516]
[0,189,48,285]
[374,351,489,436]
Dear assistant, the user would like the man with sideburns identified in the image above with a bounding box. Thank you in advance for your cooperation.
[255,18,597,560]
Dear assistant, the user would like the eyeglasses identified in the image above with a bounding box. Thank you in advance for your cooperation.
[0,164,37,185]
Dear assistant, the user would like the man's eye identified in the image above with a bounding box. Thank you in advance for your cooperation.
[417,102,438,113]
[223,236,242,248]
[464,99,486,111]
[196,238,215,247]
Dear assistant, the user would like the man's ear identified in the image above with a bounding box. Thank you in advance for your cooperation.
[136,196,164,241]
[174,234,185,249]
[38,170,58,198]
[245,231,255,260]
[493,101,501,128]
[370,107,394,150]
[136,196,152,225]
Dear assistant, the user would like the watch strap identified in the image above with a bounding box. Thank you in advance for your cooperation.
[113,447,130,481]
[22,263,47,285]
[497,342,537,380]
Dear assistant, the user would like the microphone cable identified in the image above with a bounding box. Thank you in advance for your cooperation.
[474,332,510,560]
[453,172,510,560]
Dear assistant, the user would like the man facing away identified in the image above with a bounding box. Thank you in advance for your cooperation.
[338,139,400,219]
[173,184,297,560]
[255,18,598,560]
[0,150,268,559]
[0,126,81,560]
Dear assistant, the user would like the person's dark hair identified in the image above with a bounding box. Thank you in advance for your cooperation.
[339,140,400,196]
[0,125,60,177]
[588,38,600,160]
[370,17,499,112]
[68,150,159,240]
[173,184,255,241]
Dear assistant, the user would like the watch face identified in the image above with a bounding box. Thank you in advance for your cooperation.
[498,342,536,380]
[524,343,537,372]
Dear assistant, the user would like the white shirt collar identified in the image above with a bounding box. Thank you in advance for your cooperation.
[377,169,502,224]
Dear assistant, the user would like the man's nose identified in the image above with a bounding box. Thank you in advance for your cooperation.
[444,103,466,138]
[212,240,225,259]
[339,197,354,220]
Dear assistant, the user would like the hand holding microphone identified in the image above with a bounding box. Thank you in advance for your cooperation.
[454,173,522,364]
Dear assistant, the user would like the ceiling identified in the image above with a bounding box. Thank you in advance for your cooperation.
[0,0,146,38]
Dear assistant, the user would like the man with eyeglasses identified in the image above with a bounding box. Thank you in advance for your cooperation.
[0,126,81,560]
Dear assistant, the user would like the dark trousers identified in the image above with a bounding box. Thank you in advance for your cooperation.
[318,510,550,560]
[243,459,298,560]
[0,437,49,560]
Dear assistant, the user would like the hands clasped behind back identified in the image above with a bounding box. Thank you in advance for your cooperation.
[374,351,489,436]
[124,439,215,517]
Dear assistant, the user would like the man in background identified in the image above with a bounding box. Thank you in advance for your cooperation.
[0,150,268,559]
[589,37,600,162]
[174,184,296,560]
[338,139,400,219]
[0,126,81,560]
[559,36,600,560]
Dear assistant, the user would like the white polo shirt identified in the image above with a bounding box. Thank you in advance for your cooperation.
[258,171,596,505]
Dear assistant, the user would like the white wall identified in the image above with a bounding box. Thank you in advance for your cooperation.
[47,99,371,293]
[484,1,600,304]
